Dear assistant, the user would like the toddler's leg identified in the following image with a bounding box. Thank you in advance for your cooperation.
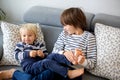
[0,69,16,80]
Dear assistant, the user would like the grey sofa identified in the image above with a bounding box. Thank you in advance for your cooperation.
[0,6,120,80]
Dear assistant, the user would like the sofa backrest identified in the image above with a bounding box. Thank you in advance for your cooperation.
[91,13,120,32]
[23,6,120,53]
[24,6,95,31]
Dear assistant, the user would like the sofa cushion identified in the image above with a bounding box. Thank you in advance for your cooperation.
[0,21,44,66]
[0,30,3,60]
[89,23,120,80]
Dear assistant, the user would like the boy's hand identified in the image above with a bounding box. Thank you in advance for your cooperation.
[37,50,44,58]
[74,48,85,64]
[64,50,78,65]
[78,55,85,64]
[29,50,37,57]
[74,48,83,57]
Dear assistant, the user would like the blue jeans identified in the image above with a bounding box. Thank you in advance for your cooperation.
[53,72,82,80]
[12,70,82,80]
[22,54,82,79]
[22,54,70,77]
[48,54,82,80]
[12,69,54,80]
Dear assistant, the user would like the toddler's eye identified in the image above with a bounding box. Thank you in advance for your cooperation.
[28,35,32,37]
[23,35,26,37]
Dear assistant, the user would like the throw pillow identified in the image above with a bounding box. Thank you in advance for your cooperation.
[89,23,120,80]
[0,21,44,66]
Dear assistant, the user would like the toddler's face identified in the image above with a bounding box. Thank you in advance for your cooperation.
[20,29,36,44]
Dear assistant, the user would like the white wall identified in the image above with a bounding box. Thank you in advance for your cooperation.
[0,0,120,23]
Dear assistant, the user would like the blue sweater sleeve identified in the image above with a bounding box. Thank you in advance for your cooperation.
[14,42,30,62]
[38,41,48,56]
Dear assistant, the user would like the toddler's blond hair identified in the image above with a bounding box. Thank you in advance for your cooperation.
[20,23,38,39]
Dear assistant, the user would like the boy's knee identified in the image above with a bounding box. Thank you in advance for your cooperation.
[42,59,50,63]
[48,53,60,58]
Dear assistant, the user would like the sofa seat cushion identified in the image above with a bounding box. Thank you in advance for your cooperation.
[83,70,109,80]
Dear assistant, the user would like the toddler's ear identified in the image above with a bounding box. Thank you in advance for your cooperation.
[75,48,82,57]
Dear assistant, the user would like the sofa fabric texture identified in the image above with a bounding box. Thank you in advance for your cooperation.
[0,6,120,80]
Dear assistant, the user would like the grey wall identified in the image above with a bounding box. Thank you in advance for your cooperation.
[0,0,120,23]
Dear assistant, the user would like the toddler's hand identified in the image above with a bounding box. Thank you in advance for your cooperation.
[37,50,44,58]
[29,50,37,57]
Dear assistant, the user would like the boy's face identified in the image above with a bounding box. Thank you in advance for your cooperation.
[63,25,76,35]
[20,29,36,44]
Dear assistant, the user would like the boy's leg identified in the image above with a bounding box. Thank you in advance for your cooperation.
[39,59,68,77]
[39,59,84,79]
[47,53,71,65]
[53,72,69,80]
[24,59,68,77]
[67,68,84,79]
[25,58,84,79]
[69,75,82,80]
[53,72,83,80]
[32,69,54,80]
[47,54,76,69]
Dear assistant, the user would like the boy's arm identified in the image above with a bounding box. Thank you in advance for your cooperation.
[52,31,65,54]
[84,34,97,70]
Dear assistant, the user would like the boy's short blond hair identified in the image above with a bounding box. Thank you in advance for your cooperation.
[20,23,38,39]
